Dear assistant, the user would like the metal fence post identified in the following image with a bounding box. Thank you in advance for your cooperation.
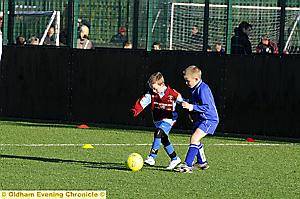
[72,0,79,48]
[146,0,153,51]
[67,0,73,47]
[278,0,286,54]
[67,0,79,48]
[132,0,139,49]
[2,0,9,45]
[226,0,232,54]
[7,0,14,45]
[203,0,209,51]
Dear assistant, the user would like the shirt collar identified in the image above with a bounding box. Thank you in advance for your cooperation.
[191,80,202,91]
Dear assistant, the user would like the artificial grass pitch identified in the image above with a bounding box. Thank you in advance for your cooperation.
[0,121,299,198]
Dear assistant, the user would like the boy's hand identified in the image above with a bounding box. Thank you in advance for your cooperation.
[131,108,138,117]
[182,101,193,111]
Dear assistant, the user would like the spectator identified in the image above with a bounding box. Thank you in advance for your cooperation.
[78,18,91,31]
[77,25,94,49]
[256,35,278,54]
[215,42,225,53]
[152,42,161,50]
[59,29,67,46]
[16,36,26,46]
[77,18,91,45]
[110,26,128,44]
[29,36,39,45]
[231,21,252,55]
[43,25,56,45]
[206,45,212,52]
[123,41,132,49]
[190,25,201,50]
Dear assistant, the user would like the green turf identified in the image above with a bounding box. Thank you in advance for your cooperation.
[0,121,299,198]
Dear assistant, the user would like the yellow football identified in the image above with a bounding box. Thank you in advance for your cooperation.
[127,153,144,172]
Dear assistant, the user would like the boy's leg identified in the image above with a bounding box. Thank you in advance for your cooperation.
[145,128,163,166]
[184,128,207,167]
[148,128,163,159]
[194,142,209,170]
[195,121,217,169]
[196,142,207,164]
[161,133,181,169]
[161,133,178,161]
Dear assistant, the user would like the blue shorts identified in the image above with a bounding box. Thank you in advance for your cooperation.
[154,121,174,135]
[194,120,218,135]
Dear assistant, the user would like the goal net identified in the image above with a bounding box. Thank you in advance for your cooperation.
[284,9,300,54]
[169,3,300,54]
[14,7,60,46]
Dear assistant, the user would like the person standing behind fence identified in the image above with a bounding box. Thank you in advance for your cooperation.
[16,36,26,46]
[110,26,128,45]
[152,42,162,50]
[77,25,94,49]
[215,42,225,54]
[190,25,201,50]
[29,36,39,45]
[43,25,56,45]
[256,35,278,54]
[123,41,132,49]
[231,21,252,55]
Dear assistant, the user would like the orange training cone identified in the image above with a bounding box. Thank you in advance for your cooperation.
[77,124,89,129]
[246,137,255,142]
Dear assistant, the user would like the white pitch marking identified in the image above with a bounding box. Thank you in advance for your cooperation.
[0,143,298,147]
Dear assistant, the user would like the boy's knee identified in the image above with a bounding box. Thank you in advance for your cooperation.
[190,128,207,144]
[190,139,200,145]
[154,128,164,138]
[161,133,170,146]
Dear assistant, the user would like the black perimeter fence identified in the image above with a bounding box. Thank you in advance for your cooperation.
[0,46,300,138]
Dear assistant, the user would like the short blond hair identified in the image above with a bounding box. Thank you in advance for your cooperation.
[80,25,89,37]
[183,65,202,79]
[148,72,164,88]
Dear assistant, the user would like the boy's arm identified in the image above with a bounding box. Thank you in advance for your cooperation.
[192,87,212,112]
[183,87,211,112]
[131,93,151,117]
[176,93,184,104]
[173,89,189,104]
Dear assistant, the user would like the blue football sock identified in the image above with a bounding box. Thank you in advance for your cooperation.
[149,138,161,159]
[185,144,199,167]
[196,143,207,164]
[164,144,177,160]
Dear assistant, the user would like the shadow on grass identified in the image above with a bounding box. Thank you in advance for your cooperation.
[0,154,168,172]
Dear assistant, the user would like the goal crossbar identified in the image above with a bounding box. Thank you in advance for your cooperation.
[171,3,300,10]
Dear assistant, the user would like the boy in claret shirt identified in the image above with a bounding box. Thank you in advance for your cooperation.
[132,72,182,170]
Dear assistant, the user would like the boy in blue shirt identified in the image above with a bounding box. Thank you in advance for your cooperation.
[176,65,219,173]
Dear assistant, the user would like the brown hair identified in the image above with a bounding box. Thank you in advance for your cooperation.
[148,72,164,88]
[183,65,202,79]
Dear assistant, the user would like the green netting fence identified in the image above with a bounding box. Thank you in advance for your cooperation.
[1,0,299,53]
